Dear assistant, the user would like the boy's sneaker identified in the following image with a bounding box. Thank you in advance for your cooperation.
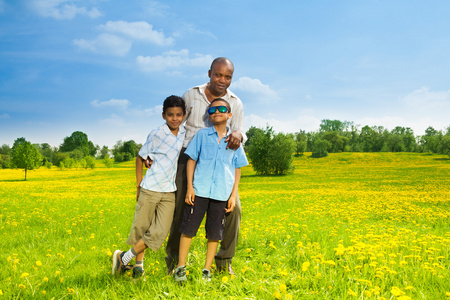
[173,266,187,283]
[202,269,212,281]
[132,265,145,280]
[112,250,133,275]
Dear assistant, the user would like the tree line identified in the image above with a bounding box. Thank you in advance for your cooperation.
[2,120,449,179]
[0,131,143,179]
[245,120,450,175]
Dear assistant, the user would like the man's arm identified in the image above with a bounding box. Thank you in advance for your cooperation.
[185,158,197,206]
[225,98,246,150]
[225,168,241,213]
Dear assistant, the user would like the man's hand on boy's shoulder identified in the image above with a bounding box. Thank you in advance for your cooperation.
[225,131,243,150]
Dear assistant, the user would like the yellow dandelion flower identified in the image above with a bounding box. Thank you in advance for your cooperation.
[246,248,251,253]
[59,277,64,283]
[348,288,357,297]
[67,287,75,294]
[19,284,26,289]
[36,261,42,266]
[397,296,411,300]
[302,261,310,272]
[273,291,282,300]
[41,291,46,295]
[279,283,287,292]
[391,286,405,296]
[43,277,49,282]
[0,290,3,295]
[55,271,61,276]
[222,276,229,283]
[20,272,29,278]
[446,292,450,297]
[107,250,112,256]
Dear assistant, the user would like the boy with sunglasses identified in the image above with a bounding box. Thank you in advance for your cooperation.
[173,99,248,282]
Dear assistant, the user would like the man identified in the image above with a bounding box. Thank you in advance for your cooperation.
[164,57,246,275]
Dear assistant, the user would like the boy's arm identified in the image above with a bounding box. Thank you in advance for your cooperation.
[136,156,144,202]
[185,158,196,206]
[225,168,241,213]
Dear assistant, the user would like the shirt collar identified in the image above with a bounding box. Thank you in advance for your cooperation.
[207,126,231,136]
[163,123,185,136]
[195,83,237,100]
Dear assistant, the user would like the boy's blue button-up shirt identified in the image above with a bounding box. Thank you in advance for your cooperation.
[184,126,248,201]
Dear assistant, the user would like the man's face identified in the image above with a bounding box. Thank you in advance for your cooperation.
[208,62,233,96]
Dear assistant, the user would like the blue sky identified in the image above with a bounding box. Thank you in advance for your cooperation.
[1,0,450,148]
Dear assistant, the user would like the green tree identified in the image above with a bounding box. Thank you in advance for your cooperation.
[0,144,12,168]
[244,126,261,148]
[294,130,307,156]
[60,131,91,156]
[311,138,330,158]
[247,127,272,175]
[113,140,138,162]
[11,141,42,180]
[268,133,295,175]
[247,127,294,175]
[322,131,348,153]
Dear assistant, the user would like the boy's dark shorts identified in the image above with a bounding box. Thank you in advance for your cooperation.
[179,195,227,241]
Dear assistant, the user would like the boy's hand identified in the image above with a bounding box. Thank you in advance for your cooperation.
[225,195,236,213]
[185,187,195,205]
[144,157,153,168]
[225,131,242,150]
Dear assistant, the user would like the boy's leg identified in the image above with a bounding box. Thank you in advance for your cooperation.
[177,234,193,267]
[204,240,219,270]
[176,196,209,267]
[143,192,175,252]
[215,192,241,272]
[165,149,188,271]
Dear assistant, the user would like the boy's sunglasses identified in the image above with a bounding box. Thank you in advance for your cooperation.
[208,106,229,115]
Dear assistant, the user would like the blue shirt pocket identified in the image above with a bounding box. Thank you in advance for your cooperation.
[221,148,234,165]
[200,143,216,160]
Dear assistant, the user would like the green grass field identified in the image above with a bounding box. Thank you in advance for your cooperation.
[1,152,449,299]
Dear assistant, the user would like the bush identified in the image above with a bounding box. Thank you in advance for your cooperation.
[84,156,96,169]
[247,126,295,175]
[311,139,330,158]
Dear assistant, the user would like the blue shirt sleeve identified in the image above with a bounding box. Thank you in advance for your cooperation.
[184,130,201,161]
[233,145,249,168]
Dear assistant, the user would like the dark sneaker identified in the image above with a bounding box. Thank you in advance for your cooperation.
[112,250,133,275]
[173,266,187,283]
[202,269,212,281]
[132,265,145,280]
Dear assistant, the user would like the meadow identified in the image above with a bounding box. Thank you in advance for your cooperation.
[1,152,449,299]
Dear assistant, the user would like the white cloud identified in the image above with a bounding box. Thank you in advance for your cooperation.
[99,114,127,127]
[29,0,101,20]
[74,20,173,56]
[90,99,130,109]
[74,34,132,56]
[244,112,321,134]
[136,49,212,72]
[231,77,280,103]
[127,105,163,117]
[99,21,173,46]
[0,113,10,119]
[400,86,450,108]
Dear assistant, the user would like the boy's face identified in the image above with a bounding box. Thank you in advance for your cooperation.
[162,107,185,131]
[208,101,232,124]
